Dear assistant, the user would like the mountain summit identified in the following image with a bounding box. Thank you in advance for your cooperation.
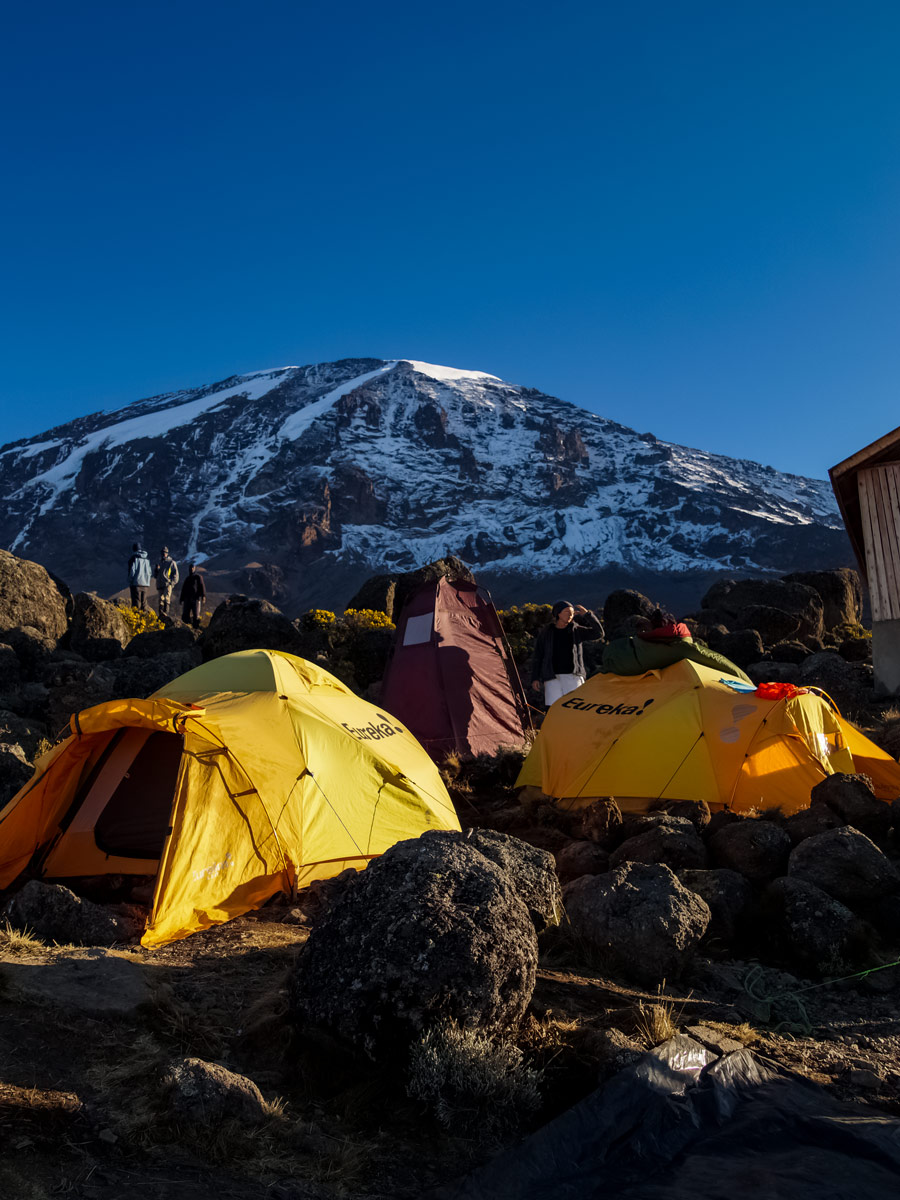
[0,358,847,607]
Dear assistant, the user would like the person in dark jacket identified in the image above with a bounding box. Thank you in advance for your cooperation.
[530,601,604,706]
[127,543,153,610]
[179,563,206,628]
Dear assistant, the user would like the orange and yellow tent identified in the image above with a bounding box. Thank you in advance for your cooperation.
[516,659,900,815]
[0,649,459,946]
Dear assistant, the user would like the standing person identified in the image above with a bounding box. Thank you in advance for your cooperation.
[179,563,206,628]
[127,543,153,611]
[531,601,604,706]
[154,546,179,617]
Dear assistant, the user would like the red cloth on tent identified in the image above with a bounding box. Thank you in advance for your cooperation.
[639,622,692,641]
[755,681,808,701]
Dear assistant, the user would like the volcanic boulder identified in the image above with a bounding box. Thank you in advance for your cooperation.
[810,773,892,841]
[608,821,708,872]
[678,868,754,945]
[707,818,791,884]
[290,831,538,1059]
[760,877,874,976]
[563,861,710,985]
[4,881,143,947]
[788,826,900,908]
[69,593,131,661]
[783,568,863,631]
[459,828,562,931]
[702,578,825,642]
[200,595,306,661]
[165,1058,269,1125]
[0,549,69,645]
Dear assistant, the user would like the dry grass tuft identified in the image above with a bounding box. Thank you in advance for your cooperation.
[0,921,44,956]
[728,1021,758,1046]
[633,999,678,1046]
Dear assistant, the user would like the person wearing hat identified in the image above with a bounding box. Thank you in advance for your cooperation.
[530,601,604,706]
[126,543,153,610]
[153,546,179,617]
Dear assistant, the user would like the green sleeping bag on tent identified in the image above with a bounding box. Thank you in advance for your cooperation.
[600,636,752,685]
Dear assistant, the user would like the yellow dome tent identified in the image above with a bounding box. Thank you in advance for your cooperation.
[516,659,900,815]
[0,650,460,946]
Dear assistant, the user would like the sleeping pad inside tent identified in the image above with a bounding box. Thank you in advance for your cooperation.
[516,657,900,814]
[0,649,460,945]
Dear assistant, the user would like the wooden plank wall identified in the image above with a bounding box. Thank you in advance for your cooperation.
[859,464,900,622]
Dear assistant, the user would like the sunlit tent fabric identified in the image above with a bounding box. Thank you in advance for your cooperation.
[516,658,900,815]
[0,650,460,946]
[381,577,532,758]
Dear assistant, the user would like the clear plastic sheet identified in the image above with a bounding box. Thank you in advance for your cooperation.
[434,1035,900,1199]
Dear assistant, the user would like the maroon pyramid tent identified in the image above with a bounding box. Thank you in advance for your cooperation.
[381,578,532,759]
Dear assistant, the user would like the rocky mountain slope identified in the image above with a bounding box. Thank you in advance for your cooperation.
[0,358,849,607]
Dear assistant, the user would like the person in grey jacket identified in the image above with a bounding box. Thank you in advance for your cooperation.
[530,601,604,706]
[127,544,153,610]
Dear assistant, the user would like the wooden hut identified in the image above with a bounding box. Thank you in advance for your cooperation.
[830,426,900,695]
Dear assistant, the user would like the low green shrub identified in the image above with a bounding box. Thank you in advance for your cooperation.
[407,1021,541,1143]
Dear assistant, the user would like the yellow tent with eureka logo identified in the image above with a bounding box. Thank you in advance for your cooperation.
[0,649,460,946]
[516,658,900,815]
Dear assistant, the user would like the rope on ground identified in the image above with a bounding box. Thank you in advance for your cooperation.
[741,957,900,1036]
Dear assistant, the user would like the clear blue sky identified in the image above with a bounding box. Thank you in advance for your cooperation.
[2,1,899,479]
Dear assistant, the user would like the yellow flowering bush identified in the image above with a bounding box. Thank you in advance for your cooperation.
[341,608,395,631]
[300,608,337,632]
[117,605,162,638]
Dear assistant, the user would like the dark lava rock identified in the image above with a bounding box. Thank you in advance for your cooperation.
[165,1057,268,1124]
[290,831,538,1058]
[759,876,874,976]
[797,652,873,718]
[705,809,742,837]
[461,828,562,931]
[123,622,202,658]
[767,640,810,666]
[707,819,791,883]
[650,798,711,832]
[4,880,143,946]
[783,805,845,846]
[679,868,754,945]
[602,589,655,639]
[0,709,49,760]
[788,826,900,907]
[839,637,872,663]
[0,550,69,645]
[200,595,306,662]
[702,578,825,642]
[609,822,708,872]
[563,861,710,985]
[554,839,610,884]
[68,593,131,661]
[0,742,33,805]
[810,773,892,841]
[579,798,623,847]
[717,629,765,670]
[738,606,801,646]
[783,568,863,632]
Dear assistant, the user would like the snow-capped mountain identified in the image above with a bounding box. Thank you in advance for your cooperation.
[0,358,849,608]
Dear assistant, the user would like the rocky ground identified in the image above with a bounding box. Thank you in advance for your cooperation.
[1,550,900,1197]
